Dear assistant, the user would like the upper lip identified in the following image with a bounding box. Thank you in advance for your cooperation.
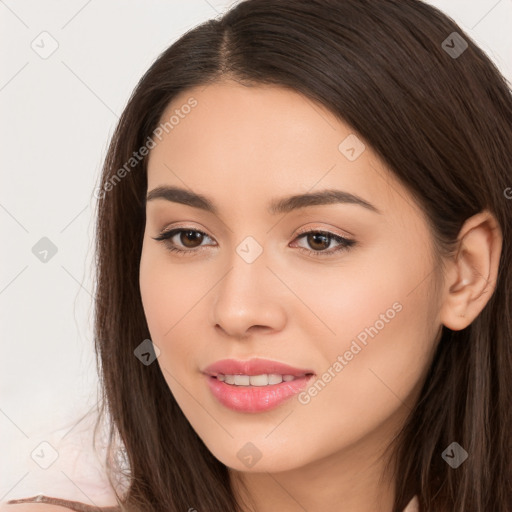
[202,358,315,377]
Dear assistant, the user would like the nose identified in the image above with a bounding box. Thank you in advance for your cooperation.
[210,255,287,340]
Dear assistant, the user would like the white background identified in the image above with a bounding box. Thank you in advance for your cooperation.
[1,0,511,506]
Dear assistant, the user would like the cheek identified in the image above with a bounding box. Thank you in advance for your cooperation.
[139,247,210,380]
[309,229,438,358]
[298,249,438,429]
[140,247,194,338]
[139,252,170,338]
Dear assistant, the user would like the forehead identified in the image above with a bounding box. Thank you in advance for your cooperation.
[146,80,411,218]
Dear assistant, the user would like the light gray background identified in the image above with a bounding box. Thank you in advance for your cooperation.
[1,0,511,505]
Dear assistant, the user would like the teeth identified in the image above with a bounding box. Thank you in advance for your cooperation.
[234,375,250,386]
[216,373,301,386]
[268,374,284,385]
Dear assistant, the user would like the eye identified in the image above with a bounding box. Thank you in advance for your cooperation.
[291,229,356,257]
[152,227,356,257]
[152,227,214,256]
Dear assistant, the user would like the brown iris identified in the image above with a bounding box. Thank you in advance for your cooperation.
[180,230,204,248]
[306,232,331,251]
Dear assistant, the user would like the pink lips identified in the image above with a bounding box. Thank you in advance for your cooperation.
[203,358,315,413]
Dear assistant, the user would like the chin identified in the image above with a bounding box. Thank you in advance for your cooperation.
[205,439,309,473]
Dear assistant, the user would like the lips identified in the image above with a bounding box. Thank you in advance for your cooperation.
[202,358,316,413]
[202,357,314,377]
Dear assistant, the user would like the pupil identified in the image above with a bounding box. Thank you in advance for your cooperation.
[182,230,203,248]
[309,233,329,251]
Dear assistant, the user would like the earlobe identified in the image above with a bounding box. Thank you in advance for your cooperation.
[439,210,502,331]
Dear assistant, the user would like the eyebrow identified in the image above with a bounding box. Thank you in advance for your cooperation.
[146,185,381,215]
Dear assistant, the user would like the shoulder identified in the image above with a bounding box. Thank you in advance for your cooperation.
[403,495,420,512]
[0,503,74,511]
[0,495,115,512]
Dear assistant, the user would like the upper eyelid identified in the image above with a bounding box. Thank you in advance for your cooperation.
[158,226,214,240]
[155,225,351,240]
[154,226,353,247]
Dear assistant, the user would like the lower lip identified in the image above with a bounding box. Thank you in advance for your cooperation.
[205,374,314,413]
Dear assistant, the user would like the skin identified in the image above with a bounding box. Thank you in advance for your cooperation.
[138,79,502,512]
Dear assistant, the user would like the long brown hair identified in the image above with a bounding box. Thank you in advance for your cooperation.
[92,1,512,510]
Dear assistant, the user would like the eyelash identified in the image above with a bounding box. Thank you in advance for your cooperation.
[152,227,356,258]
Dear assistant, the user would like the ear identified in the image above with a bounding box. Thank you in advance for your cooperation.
[440,209,502,331]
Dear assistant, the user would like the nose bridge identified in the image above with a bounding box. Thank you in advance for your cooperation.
[210,236,287,336]
[217,237,269,305]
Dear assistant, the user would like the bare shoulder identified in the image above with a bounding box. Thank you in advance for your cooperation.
[0,503,75,511]
[0,496,118,512]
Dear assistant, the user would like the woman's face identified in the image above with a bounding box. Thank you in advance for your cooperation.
[139,80,444,474]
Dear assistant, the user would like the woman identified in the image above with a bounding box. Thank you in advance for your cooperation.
[4,0,511,510]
